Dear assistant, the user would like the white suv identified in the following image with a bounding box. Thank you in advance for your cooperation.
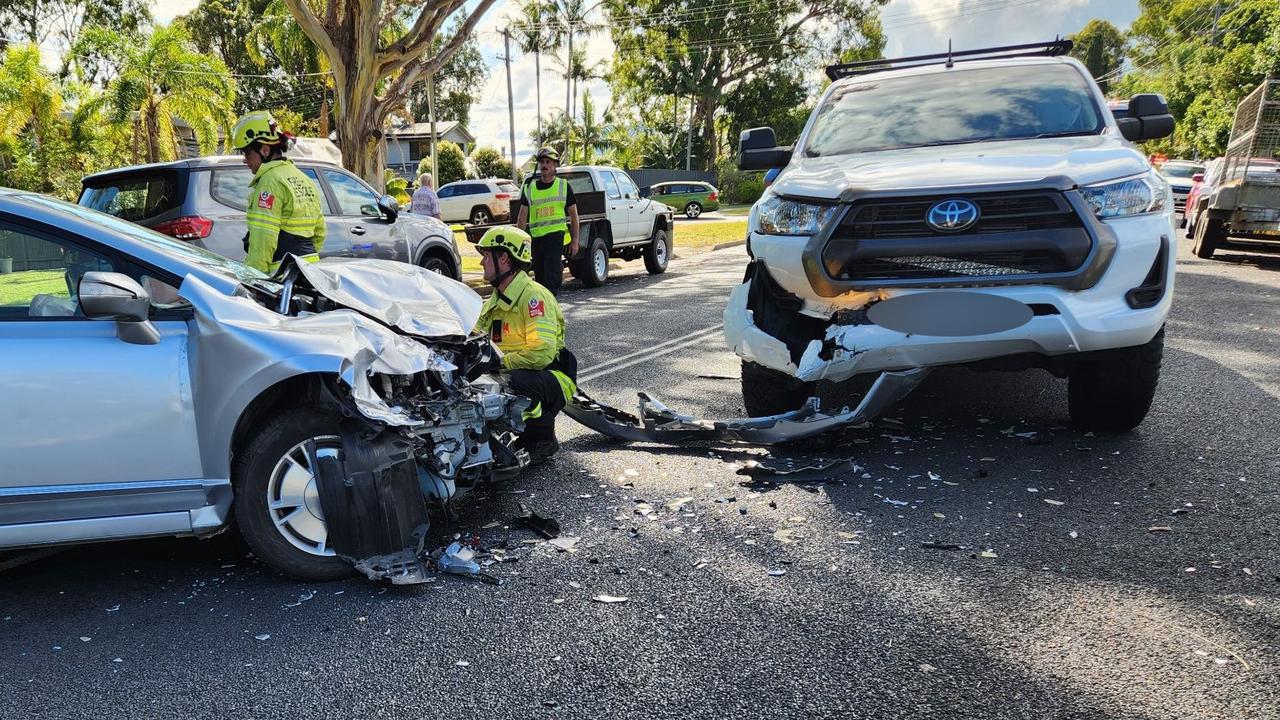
[436,178,521,224]
[730,43,1177,431]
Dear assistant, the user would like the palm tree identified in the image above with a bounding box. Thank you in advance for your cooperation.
[574,89,613,163]
[246,0,334,135]
[0,44,63,150]
[511,0,554,143]
[546,0,605,153]
[80,25,237,164]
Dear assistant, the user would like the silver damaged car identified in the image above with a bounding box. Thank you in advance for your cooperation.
[0,191,528,582]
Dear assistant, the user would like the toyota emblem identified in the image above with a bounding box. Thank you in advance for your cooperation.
[926,198,980,232]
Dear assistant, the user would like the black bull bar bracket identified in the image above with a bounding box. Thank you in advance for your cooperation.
[564,368,930,445]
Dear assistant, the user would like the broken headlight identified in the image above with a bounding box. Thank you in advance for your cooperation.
[1079,171,1167,219]
[755,194,841,236]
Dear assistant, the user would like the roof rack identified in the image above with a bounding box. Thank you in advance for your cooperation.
[825,39,1073,81]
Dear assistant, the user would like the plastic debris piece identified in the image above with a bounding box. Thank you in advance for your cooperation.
[634,503,655,518]
[928,471,942,481]
[932,513,946,519]
[1148,526,1172,533]
[517,503,562,539]
[548,536,581,552]
[919,663,936,673]
[455,660,470,667]
[1069,531,1078,539]
[942,481,959,487]
[1043,499,1064,506]
[1244,568,1255,576]
[438,541,482,576]
[1026,487,1039,493]
[666,497,694,511]
[921,542,961,551]
[1184,567,1196,573]
[106,605,120,613]
[112,658,123,663]
[79,637,91,642]
[591,595,628,603]
[481,521,502,529]
[767,569,787,576]
[881,497,909,507]
[979,550,998,559]
[284,590,316,608]
[255,634,270,641]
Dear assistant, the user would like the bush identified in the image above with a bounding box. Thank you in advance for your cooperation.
[470,145,515,180]
[416,140,466,186]
[383,169,410,205]
[715,157,766,205]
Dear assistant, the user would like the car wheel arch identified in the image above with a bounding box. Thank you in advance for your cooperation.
[416,241,460,279]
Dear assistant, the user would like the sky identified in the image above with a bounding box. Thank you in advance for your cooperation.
[143,0,1142,161]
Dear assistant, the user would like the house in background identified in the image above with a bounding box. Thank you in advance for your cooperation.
[384,121,476,181]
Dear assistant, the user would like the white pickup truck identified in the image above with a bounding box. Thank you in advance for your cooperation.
[465,165,675,287]
[731,41,1178,431]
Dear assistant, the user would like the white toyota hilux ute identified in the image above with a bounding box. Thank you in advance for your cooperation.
[729,46,1178,431]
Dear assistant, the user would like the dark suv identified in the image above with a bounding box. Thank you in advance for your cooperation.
[79,156,461,277]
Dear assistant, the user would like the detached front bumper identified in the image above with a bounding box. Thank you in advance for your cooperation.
[728,212,1175,384]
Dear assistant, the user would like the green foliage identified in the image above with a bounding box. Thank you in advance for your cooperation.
[470,146,514,180]
[715,157,765,205]
[1117,0,1280,157]
[383,169,411,204]
[606,0,887,170]
[418,140,467,186]
[1070,19,1127,93]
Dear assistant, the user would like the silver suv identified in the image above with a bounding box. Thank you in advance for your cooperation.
[0,191,526,582]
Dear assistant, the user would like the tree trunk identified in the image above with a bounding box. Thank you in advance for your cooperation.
[145,104,162,165]
[696,92,717,172]
[335,105,386,190]
[319,96,331,138]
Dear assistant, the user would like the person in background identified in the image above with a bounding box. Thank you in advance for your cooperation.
[411,173,441,219]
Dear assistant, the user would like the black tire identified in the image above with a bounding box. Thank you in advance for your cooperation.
[644,227,670,274]
[684,202,702,219]
[741,360,816,417]
[419,251,458,279]
[1068,327,1163,432]
[573,237,609,287]
[1192,215,1225,259]
[233,407,354,581]
[1178,213,1187,228]
[469,206,492,225]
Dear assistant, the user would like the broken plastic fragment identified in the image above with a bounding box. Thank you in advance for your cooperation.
[591,595,628,604]
[979,550,998,559]
[518,504,562,539]
[255,634,270,641]
[666,497,694,511]
[1147,526,1172,533]
[548,536,581,552]
[1043,499,1064,506]
[921,542,961,551]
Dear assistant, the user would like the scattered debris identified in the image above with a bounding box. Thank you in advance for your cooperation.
[666,497,694,512]
[1148,526,1172,533]
[979,550,998,559]
[436,541,499,584]
[1068,531,1079,539]
[255,634,270,641]
[518,504,562,539]
[455,660,470,667]
[773,528,800,544]
[932,512,946,519]
[547,536,581,553]
[1244,568,1255,577]
[927,471,942,481]
[284,590,316,608]
[105,605,120,613]
[79,637,91,642]
[919,663,937,673]
[767,569,787,577]
[697,372,740,380]
[634,503,656,518]
[1043,499,1065,506]
[921,542,962,551]
[591,595,628,604]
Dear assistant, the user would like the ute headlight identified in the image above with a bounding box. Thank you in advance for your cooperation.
[1080,171,1167,219]
[755,194,840,236]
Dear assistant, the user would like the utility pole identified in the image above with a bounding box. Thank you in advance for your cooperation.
[504,28,518,182]
[565,21,573,159]
[1210,2,1223,47]
[428,74,438,181]
[686,95,694,171]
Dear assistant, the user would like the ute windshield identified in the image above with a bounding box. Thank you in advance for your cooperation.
[804,63,1104,157]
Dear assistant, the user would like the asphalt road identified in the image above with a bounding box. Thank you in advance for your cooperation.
[3,230,1279,719]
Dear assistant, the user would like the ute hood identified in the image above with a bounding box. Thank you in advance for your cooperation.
[774,135,1151,199]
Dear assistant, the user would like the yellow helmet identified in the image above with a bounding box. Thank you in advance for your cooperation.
[477,225,532,264]
[230,111,282,151]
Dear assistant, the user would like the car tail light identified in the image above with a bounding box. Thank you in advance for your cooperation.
[495,193,511,200]
[153,216,213,240]
[709,191,718,201]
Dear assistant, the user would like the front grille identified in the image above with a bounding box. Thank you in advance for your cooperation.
[823,190,1091,283]
[839,192,1078,239]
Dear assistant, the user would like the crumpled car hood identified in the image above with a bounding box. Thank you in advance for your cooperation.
[294,257,483,338]
[181,273,456,427]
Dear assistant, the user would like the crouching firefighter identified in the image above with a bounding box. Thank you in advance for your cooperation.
[230,110,326,274]
[475,226,578,464]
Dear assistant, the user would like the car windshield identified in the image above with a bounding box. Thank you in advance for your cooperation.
[1161,163,1203,179]
[804,64,1104,157]
[23,194,269,285]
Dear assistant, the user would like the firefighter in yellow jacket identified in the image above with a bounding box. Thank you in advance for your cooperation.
[474,226,578,464]
[230,111,326,274]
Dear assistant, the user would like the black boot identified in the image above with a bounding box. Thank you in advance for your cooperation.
[521,423,559,466]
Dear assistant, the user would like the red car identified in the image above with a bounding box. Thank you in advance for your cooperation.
[1183,158,1220,237]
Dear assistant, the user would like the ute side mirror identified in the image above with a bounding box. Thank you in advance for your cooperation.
[377,194,400,221]
[738,127,793,171]
[639,187,651,198]
[1116,94,1175,142]
[79,271,160,345]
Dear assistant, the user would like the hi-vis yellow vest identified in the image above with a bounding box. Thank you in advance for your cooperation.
[526,177,569,241]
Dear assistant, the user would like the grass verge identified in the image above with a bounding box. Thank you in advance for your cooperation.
[674,219,749,250]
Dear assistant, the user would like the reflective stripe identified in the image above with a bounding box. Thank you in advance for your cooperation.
[522,401,543,421]
[526,178,569,236]
[550,370,576,404]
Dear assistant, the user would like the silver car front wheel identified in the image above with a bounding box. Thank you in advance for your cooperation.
[266,436,339,557]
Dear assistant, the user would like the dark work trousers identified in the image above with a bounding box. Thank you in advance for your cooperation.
[530,231,566,294]
[508,368,567,432]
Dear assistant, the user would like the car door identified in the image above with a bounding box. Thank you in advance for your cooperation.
[599,171,632,242]
[317,167,404,260]
[0,223,201,506]
[614,172,651,243]
[437,185,463,222]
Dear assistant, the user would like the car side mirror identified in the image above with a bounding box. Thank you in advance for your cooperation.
[1192,172,1204,182]
[79,271,160,345]
[739,126,793,171]
[376,194,399,221]
[640,187,651,198]
[1117,94,1175,142]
